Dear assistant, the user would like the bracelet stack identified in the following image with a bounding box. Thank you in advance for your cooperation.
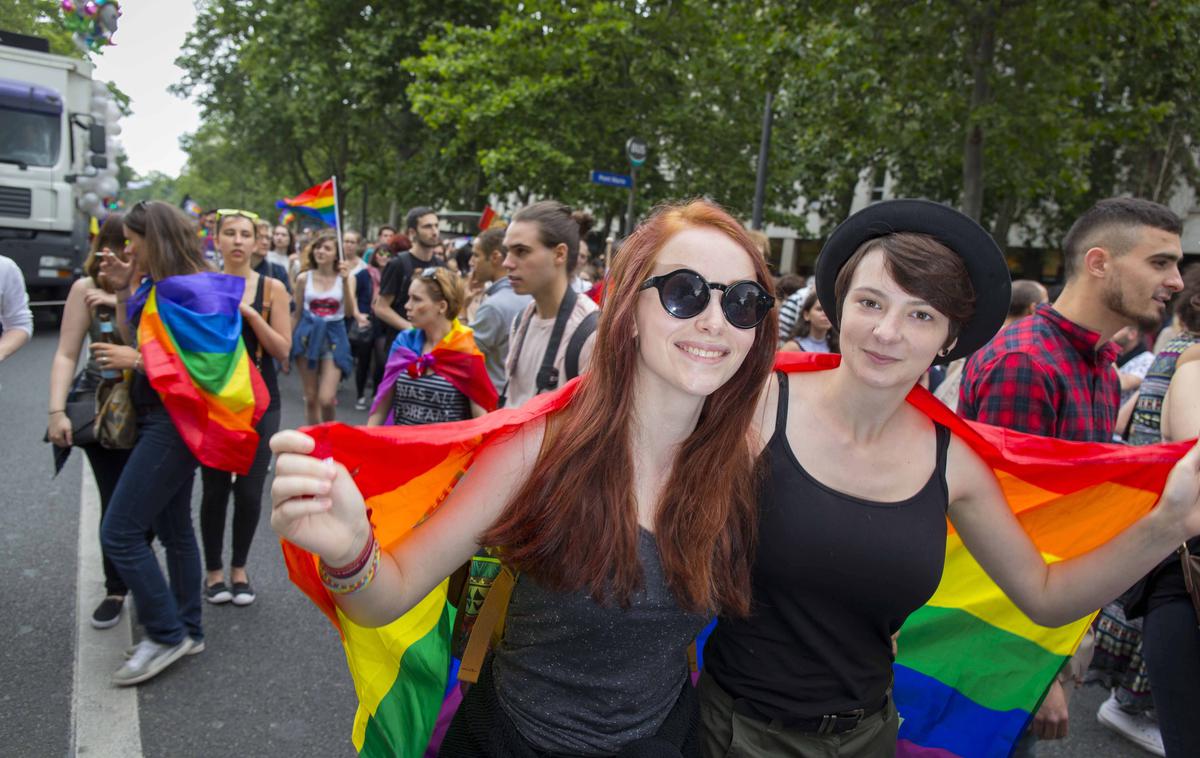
[319,531,380,595]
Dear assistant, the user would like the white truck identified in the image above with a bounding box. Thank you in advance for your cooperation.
[0,30,119,309]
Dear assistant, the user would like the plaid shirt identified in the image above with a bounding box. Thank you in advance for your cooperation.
[958,305,1120,442]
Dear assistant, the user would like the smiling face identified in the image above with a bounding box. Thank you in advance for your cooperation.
[1100,226,1184,332]
[633,227,760,398]
[837,248,954,389]
[217,216,256,267]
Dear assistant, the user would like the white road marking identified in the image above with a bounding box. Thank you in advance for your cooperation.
[70,456,144,757]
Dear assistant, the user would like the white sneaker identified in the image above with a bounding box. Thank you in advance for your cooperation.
[111,637,192,686]
[1097,693,1165,756]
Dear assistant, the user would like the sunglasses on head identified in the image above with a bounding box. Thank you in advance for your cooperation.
[216,208,260,222]
[639,268,774,329]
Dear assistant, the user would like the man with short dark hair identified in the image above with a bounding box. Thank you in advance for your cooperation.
[469,227,531,389]
[373,207,446,341]
[960,197,1185,753]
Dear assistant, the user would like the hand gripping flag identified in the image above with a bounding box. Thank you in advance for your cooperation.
[282,352,1191,757]
[131,272,269,475]
[370,320,498,423]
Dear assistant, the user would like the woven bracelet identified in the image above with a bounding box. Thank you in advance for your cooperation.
[320,539,381,595]
[323,530,377,579]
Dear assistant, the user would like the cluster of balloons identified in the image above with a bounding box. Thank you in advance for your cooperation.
[78,80,123,217]
[61,0,120,54]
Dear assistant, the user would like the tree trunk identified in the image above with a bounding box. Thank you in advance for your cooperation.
[991,194,1017,253]
[961,8,996,222]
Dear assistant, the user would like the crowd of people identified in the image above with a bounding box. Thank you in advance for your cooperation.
[1,189,1193,757]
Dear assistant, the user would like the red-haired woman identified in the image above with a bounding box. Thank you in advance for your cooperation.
[269,199,778,755]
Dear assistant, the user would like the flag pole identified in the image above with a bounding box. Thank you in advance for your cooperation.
[332,175,344,263]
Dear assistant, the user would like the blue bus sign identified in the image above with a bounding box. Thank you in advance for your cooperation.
[590,170,633,188]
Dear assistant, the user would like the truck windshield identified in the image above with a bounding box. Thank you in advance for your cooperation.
[0,107,61,168]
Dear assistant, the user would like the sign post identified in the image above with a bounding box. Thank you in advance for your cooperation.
[625,137,647,238]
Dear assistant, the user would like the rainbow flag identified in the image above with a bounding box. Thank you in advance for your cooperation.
[132,273,269,475]
[277,178,338,227]
[282,352,1189,757]
[278,209,296,226]
[370,320,498,422]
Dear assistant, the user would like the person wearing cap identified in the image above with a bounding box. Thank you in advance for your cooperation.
[698,199,1200,757]
[958,198,1185,754]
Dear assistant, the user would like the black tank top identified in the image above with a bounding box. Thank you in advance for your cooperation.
[705,372,949,719]
[244,274,280,405]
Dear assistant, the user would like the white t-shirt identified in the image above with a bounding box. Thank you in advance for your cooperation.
[503,296,598,408]
[0,256,32,337]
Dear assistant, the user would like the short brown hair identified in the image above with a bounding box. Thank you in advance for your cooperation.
[1175,264,1200,333]
[1061,198,1182,280]
[475,227,506,258]
[833,232,975,349]
[415,267,466,321]
[1009,279,1047,318]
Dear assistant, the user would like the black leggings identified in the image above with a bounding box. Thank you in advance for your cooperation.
[1142,599,1200,757]
[199,405,280,572]
[353,332,374,398]
[371,334,389,396]
[82,443,136,595]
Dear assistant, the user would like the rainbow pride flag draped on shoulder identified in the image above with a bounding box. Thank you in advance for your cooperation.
[370,320,498,422]
[131,272,269,475]
[282,352,1190,757]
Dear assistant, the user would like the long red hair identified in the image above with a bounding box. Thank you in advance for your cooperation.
[481,199,778,616]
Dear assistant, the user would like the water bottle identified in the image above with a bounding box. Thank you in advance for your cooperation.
[97,312,121,381]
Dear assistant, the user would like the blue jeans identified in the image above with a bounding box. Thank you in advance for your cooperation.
[101,410,202,645]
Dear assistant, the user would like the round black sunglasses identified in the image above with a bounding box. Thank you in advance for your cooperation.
[639,268,774,329]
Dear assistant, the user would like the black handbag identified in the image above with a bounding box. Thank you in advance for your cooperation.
[47,369,99,448]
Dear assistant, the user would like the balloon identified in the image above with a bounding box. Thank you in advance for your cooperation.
[83,2,98,17]
[106,122,121,136]
[82,191,100,207]
[91,80,109,97]
[97,5,119,34]
[105,101,120,122]
[97,176,119,197]
[61,0,76,12]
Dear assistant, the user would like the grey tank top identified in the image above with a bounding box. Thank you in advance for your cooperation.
[491,528,708,756]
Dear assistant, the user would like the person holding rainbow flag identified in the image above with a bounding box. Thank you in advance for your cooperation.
[95,201,268,686]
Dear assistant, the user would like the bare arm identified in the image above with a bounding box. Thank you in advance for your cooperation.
[1164,347,1200,443]
[292,272,306,329]
[947,435,1200,627]
[270,419,545,627]
[372,292,413,332]
[242,278,292,361]
[366,383,394,426]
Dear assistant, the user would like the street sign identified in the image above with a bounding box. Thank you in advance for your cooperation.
[626,137,648,167]
[590,170,633,188]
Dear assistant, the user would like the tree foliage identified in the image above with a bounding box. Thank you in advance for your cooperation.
[156,0,1200,249]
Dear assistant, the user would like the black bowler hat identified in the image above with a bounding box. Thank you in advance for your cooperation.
[814,199,1011,365]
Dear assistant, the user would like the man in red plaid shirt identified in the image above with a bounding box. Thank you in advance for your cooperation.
[959,197,1185,753]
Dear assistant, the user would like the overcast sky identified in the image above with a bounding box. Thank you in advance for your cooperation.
[91,0,200,177]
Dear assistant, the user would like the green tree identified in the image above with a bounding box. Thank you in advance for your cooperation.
[0,0,84,57]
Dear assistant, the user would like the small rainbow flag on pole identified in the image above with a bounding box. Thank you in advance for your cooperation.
[132,273,270,475]
[281,352,1191,757]
[277,178,339,228]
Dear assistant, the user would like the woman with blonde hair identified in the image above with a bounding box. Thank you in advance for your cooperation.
[368,266,495,425]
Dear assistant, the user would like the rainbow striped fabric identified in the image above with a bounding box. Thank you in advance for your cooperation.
[283,352,1189,757]
[132,273,269,475]
[370,320,498,422]
[277,178,337,227]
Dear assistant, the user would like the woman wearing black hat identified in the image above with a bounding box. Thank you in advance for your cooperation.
[698,200,1200,757]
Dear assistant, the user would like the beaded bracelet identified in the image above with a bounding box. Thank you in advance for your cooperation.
[319,533,381,595]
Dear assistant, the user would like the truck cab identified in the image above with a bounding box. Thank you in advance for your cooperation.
[0,31,108,310]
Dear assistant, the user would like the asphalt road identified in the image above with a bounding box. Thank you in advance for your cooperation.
[0,330,1152,757]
